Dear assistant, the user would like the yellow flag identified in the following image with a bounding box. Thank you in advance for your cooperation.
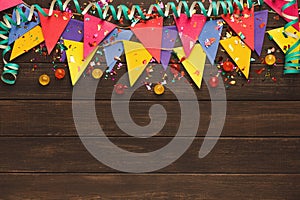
[173,44,206,88]
[267,25,300,54]
[123,41,152,86]
[10,26,44,61]
[220,36,251,79]
[64,40,98,86]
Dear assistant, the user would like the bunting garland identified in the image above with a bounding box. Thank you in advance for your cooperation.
[161,26,178,70]
[0,0,299,88]
[83,14,116,59]
[123,41,152,86]
[102,28,133,72]
[8,4,40,45]
[174,13,206,57]
[39,9,72,54]
[198,20,224,65]
[131,17,164,62]
[220,36,252,79]
[10,26,44,61]
[0,0,22,12]
[173,44,206,88]
[254,10,268,56]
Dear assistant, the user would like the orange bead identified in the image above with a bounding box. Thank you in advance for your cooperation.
[55,68,66,79]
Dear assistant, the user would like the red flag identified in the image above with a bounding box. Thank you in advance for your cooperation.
[131,17,163,62]
[222,7,255,50]
[39,9,72,54]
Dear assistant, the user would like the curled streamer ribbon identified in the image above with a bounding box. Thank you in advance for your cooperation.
[0,0,272,84]
[281,0,300,74]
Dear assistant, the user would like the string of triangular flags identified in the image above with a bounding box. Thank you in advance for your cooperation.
[0,0,299,87]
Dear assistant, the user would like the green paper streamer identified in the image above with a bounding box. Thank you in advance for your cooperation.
[1,0,297,85]
[281,0,300,74]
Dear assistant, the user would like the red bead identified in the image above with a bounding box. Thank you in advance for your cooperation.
[222,61,234,72]
[55,68,66,80]
[209,76,219,88]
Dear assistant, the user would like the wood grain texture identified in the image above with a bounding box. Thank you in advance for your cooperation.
[0,137,299,173]
[0,0,299,198]
[0,174,299,200]
[0,100,300,137]
[0,63,300,100]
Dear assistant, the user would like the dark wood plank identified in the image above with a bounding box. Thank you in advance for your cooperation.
[0,63,299,100]
[1,174,299,200]
[0,137,299,173]
[1,100,300,137]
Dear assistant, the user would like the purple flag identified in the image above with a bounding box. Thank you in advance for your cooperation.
[254,10,268,56]
[161,26,178,70]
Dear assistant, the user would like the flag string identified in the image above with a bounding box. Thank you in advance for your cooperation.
[0,0,298,84]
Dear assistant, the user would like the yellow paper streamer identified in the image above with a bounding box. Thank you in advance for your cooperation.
[173,44,206,88]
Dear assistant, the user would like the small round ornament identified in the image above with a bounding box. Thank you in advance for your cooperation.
[92,68,103,79]
[222,61,234,72]
[209,76,219,88]
[39,74,50,86]
[55,68,65,79]
[114,84,126,95]
[265,54,276,66]
[154,84,165,95]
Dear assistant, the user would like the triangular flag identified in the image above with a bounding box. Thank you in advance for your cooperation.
[174,14,206,57]
[222,7,255,50]
[61,19,84,42]
[60,19,84,62]
[254,10,268,56]
[123,41,152,86]
[264,0,299,31]
[0,0,22,12]
[102,28,133,72]
[131,17,163,62]
[220,36,252,78]
[173,44,206,88]
[83,14,116,59]
[8,4,40,45]
[64,40,97,85]
[10,26,44,61]
[39,9,72,54]
[161,26,178,70]
[267,24,300,54]
[198,20,224,65]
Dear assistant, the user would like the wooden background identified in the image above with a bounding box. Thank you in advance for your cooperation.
[0,0,300,199]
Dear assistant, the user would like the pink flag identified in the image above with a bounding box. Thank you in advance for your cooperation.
[264,0,299,31]
[0,0,22,12]
[131,17,163,62]
[84,14,116,58]
[174,14,206,57]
